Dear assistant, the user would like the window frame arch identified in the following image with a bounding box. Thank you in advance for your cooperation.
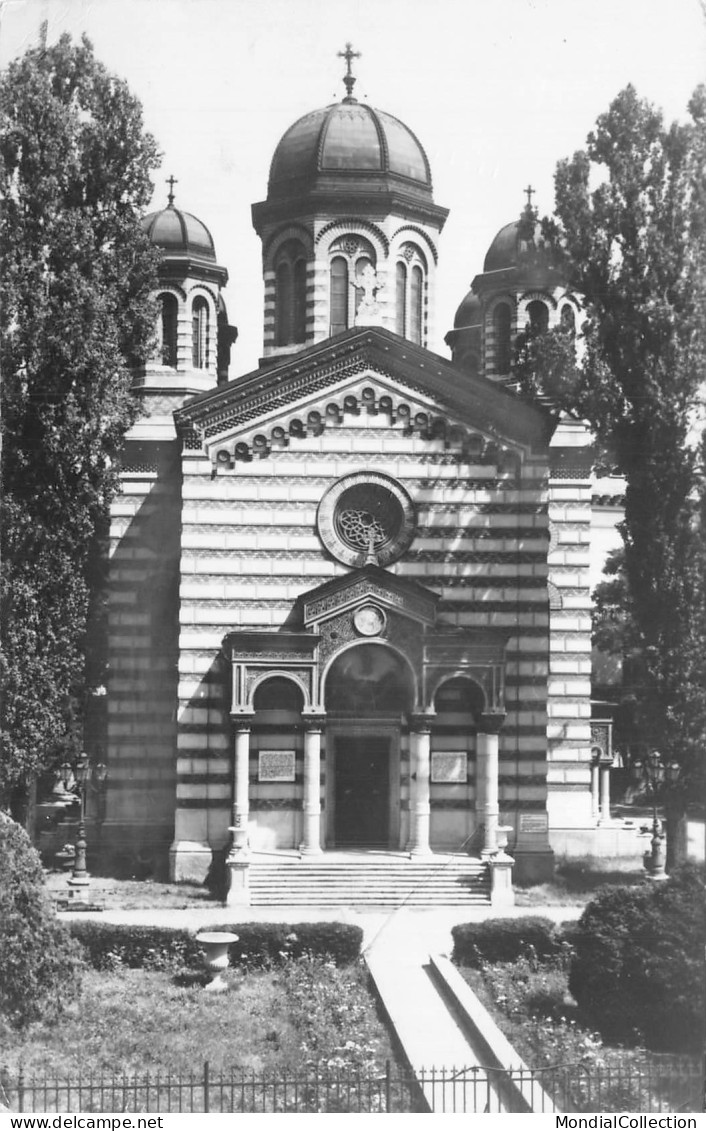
[191,296,209,369]
[393,242,427,344]
[327,234,378,337]
[158,292,178,367]
[274,239,308,347]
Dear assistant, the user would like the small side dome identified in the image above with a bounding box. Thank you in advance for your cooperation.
[453,290,482,329]
[483,191,554,274]
[142,205,217,264]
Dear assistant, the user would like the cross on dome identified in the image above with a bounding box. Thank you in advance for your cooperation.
[166,175,178,207]
[524,184,535,208]
[338,42,361,101]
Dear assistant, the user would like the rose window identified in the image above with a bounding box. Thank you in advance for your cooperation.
[335,484,404,553]
[317,472,415,567]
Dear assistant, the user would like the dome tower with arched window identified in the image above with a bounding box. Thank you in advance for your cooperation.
[252,46,449,360]
[135,180,237,434]
[447,189,580,384]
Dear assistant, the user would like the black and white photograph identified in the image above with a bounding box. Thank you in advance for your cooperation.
[0,0,704,1121]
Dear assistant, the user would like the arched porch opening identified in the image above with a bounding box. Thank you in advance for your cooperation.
[430,675,486,850]
[250,675,306,849]
[323,643,414,848]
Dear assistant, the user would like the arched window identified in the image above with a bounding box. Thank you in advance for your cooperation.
[493,303,512,374]
[561,303,576,335]
[274,241,307,346]
[191,297,209,369]
[293,258,307,343]
[395,243,427,344]
[395,262,406,336]
[410,264,424,345]
[275,262,292,346]
[159,294,178,366]
[527,299,549,335]
[330,256,349,336]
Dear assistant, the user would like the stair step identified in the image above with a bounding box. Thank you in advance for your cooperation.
[247,858,491,906]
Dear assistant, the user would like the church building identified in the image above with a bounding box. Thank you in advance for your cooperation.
[98,49,626,901]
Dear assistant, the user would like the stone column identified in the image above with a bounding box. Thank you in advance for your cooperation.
[229,717,252,855]
[225,716,253,906]
[598,760,611,825]
[300,717,324,855]
[590,759,600,820]
[479,712,505,857]
[409,716,433,856]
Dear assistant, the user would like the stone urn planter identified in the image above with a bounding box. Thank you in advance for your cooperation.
[195,931,238,992]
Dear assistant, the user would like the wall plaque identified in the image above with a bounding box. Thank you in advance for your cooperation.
[431,752,467,784]
[258,750,296,782]
[519,812,548,833]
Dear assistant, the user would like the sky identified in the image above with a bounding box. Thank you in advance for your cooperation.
[2,0,706,374]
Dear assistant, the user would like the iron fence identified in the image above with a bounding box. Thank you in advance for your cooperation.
[1,1056,702,1114]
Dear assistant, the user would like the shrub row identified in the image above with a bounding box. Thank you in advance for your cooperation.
[69,920,363,970]
[451,916,565,967]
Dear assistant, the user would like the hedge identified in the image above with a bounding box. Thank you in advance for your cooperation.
[569,865,706,1053]
[451,916,562,967]
[69,920,363,970]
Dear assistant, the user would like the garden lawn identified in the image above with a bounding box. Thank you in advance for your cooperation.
[0,959,398,1078]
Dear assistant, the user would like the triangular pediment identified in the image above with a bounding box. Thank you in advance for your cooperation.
[300,565,438,628]
[175,327,554,462]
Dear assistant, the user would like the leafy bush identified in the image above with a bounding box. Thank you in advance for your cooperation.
[68,921,200,970]
[452,916,562,967]
[70,920,363,970]
[569,866,706,1052]
[0,816,83,1026]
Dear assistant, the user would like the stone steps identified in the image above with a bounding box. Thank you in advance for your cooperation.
[249,858,490,906]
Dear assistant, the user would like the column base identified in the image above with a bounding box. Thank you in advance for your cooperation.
[224,858,251,906]
[67,876,91,903]
[299,845,323,856]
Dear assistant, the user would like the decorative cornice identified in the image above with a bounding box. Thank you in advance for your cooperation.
[175,327,554,454]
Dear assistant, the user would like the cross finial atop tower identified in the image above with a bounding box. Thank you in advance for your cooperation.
[166,175,178,207]
[524,184,535,209]
[338,42,361,101]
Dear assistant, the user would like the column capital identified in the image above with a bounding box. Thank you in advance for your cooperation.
[301,713,326,732]
[409,712,435,733]
[479,711,506,734]
[230,713,255,731]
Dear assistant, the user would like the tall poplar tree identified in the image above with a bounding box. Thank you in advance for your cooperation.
[0,34,161,819]
[517,86,706,848]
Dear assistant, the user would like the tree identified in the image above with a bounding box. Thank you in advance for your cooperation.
[0,814,83,1026]
[516,86,706,848]
[569,865,706,1052]
[0,34,161,819]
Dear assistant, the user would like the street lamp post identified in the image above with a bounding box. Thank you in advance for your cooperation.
[68,752,91,902]
[632,751,679,881]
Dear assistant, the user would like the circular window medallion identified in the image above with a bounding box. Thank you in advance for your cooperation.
[317,472,416,567]
[353,604,386,637]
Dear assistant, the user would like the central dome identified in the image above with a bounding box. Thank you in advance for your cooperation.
[267,100,433,200]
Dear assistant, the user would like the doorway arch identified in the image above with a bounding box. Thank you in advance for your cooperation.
[324,643,413,848]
